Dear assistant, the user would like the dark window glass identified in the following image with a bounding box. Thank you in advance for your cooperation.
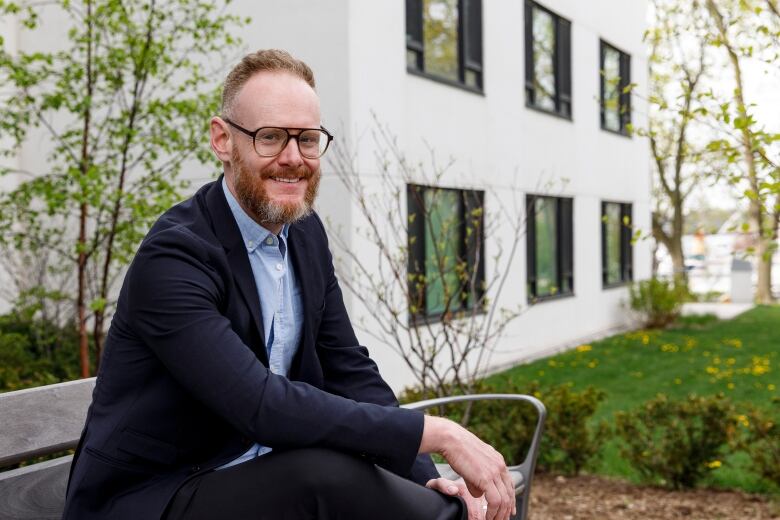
[601,202,633,286]
[406,0,483,89]
[408,185,485,320]
[600,41,632,135]
[526,195,574,301]
[525,1,572,117]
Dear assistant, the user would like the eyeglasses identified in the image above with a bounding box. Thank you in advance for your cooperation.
[223,118,334,159]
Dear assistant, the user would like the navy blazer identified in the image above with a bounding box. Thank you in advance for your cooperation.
[62,178,437,519]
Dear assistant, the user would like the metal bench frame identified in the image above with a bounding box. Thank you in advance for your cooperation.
[403,394,546,520]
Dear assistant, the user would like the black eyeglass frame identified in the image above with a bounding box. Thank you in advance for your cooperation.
[223,118,334,159]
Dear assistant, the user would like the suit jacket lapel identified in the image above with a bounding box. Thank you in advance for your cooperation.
[204,178,268,364]
[287,224,318,382]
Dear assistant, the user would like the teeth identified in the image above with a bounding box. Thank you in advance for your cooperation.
[272,177,301,184]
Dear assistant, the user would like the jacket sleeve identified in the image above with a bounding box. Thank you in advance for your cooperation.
[309,216,440,485]
[125,225,424,478]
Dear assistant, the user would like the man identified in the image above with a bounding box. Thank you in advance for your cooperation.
[63,49,514,520]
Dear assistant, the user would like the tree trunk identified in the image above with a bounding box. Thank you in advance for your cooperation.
[77,0,94,378]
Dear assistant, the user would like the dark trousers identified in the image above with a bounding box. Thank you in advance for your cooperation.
[165,448,466,520]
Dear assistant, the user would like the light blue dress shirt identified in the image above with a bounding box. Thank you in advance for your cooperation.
[217,178,304,469]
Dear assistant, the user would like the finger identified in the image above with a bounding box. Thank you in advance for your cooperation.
[426,478,460,496]
[483,482,502,520]
[492,476,512,520]
[499,468,516,516]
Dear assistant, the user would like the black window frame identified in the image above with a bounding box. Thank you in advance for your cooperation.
[601,201,633,287]
[524,0,572,119]
[526,194,574,303]
[406,0,484,93]
[599,40,632,136]
[407,184,486,323]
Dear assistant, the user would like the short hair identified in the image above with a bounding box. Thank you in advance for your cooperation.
[221,49,316,118]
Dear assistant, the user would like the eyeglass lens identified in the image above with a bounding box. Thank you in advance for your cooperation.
[254,128,328,159]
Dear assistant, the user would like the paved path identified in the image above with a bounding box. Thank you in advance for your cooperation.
[681,302,754,320]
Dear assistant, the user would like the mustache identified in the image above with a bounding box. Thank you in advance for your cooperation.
[259,165,313,180]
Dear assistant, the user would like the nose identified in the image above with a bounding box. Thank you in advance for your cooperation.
[276,136,304,168]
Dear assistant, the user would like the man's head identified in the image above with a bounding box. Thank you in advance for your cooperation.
[210,50,324,233]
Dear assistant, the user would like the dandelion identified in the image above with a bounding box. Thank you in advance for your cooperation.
[707,460,722,469]
[642,334,650,345]
[538,370,545,377]
[587,360,598,369]
[737,415,749,427]
[727,382,735,390]
[674,378,682,385]
[661,343,679,353]
[706,366,719,375]
[576,344,592,353]
[769,384,776,391]
[726,358,736,366]
[724,338,743,349]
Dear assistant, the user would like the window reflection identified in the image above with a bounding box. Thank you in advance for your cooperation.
[603,47,621,132]
[532,7,556,111]
[535,197,558,296]
[423,0,459,82]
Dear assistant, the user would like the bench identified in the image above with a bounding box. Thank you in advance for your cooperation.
[0,379,546,519]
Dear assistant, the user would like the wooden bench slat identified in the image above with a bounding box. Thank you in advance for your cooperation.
[0,455,72,519]
[0,378,95,467]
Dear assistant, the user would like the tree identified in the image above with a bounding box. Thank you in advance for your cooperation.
[705,0,780,303]
[326,117,528,398]
[645,0,711,280]
[0,0,248,376]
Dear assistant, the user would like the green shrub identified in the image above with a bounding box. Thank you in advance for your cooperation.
[737,400,780,489]
[614,393,737,489]
[0,313,82,392]
[400,379,607,476]
[628,277,690,328]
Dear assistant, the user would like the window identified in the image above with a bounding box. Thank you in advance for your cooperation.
[407,185,485,320]
[526,195,573,301]
[602,202,633,286]
[524,1,571,117]
[406,0,483,89]
[600,41,631,135]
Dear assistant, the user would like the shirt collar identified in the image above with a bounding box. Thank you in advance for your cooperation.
[221,177,289,253]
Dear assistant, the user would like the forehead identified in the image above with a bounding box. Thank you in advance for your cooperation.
[233,71,320,128]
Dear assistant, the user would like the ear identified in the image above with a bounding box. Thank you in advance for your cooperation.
[210,116,233,163]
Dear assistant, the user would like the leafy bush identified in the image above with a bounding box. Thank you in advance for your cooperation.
[614,393,737,489]
[400,379,607,476]
[737,400,780,489]
[0,313,82,392]
[628,277,690,328]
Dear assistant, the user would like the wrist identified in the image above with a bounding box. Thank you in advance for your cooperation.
[419,415,456,454]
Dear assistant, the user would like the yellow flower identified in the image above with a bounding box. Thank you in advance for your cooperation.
[642,334,650,345]
[768,384,776,391]
[727,383,735,390]
[576,344,592,353]
[737,415,749,427]
[706,366,719,375]
[707,460,722,469]
[587,360,598,369]
[674,378,682,385]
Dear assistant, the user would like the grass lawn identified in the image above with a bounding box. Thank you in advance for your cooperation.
[489,305,780,494]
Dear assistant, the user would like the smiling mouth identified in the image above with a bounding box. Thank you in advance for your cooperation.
[270,176,304,184]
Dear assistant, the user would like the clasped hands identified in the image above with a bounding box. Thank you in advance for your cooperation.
[420,416,516,520]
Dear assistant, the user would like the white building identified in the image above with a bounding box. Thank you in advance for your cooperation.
[2,0,651,392]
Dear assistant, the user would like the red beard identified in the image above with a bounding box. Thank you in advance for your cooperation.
[231,146,320,226]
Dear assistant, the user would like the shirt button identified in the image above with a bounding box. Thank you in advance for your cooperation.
[266,237,274,245]
[276,263,283,271]
[247,241,254,248]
